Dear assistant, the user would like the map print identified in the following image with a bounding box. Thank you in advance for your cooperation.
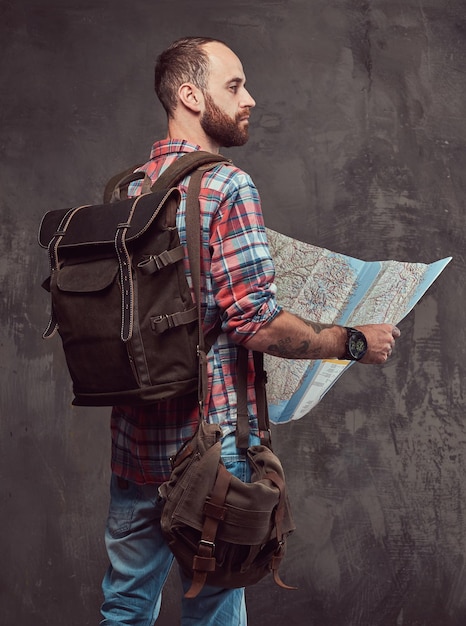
[265,228,452,424]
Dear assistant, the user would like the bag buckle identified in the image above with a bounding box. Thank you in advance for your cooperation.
[151,314,174,333]
[199,539,215,555]
[259,428,272,447]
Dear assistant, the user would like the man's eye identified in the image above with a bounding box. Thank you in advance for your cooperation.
[229,85,238,93]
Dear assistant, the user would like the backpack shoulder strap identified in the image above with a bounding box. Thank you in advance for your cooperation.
[150,151,231,192]
[103,151,232,203]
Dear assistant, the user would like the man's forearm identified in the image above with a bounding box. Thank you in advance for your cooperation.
[244,310,400,365]
[244,310,346,360]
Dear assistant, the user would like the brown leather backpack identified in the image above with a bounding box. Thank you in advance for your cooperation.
[38,152,227,407]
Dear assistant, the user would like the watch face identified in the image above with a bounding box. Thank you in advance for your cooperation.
[348,332,367,360]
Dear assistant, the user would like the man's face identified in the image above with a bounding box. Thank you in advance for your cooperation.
[200,42,256,148]
[200,91,250,147]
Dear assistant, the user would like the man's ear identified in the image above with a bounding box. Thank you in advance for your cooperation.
[178,83,203,113]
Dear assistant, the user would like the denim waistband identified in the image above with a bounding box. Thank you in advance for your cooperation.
[221,431,260,460]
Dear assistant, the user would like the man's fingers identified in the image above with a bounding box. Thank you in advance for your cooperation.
[357,323,400,364]
[388,325,400,357]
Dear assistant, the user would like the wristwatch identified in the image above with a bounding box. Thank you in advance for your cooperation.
[340,327,368,361]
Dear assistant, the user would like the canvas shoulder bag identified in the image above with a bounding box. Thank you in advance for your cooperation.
[159,349,296,597]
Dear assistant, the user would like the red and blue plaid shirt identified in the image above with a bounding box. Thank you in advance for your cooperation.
[110,139,281,484]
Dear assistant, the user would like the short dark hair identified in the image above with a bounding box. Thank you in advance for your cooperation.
[154,36,227,117]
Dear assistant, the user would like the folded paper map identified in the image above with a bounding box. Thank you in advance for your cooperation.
[265,228,452,424]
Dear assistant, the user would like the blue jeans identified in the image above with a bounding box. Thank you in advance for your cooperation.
[100,433,259,625]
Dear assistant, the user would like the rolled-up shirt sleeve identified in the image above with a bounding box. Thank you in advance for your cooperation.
[209,170,282,342]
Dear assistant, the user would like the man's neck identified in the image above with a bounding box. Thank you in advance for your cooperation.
[167,118,220,154]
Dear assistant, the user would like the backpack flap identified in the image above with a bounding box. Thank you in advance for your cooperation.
[38,188,180,249]
[40,187,182,344]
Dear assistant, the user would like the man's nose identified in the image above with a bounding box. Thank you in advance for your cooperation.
[242,88,256,108]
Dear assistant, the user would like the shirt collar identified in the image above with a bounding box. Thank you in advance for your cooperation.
[149,138,202,160]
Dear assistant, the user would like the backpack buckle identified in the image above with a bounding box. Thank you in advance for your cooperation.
[151,314,173,333]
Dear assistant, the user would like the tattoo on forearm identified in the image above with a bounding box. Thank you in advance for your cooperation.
[266,336,310,358]
[266,319,337,359]
[297,316,336,335]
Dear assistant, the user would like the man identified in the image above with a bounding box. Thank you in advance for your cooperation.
[101,37,400,626]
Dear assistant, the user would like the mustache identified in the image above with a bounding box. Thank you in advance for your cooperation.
[236,108,252,122]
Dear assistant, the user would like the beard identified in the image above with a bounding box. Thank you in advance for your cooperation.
[200,92,250,148]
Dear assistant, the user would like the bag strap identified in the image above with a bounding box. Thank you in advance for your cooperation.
[184,463,233,599]
[42,205,90,339]
[158,155,267,429]
[184,164,224,414]
[235,346,271,449]
[150,156,270,445]
[161,153,230,414]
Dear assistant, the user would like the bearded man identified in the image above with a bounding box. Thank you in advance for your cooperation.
[100,36,399,626]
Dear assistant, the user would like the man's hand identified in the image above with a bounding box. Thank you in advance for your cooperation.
[356,324,401,364]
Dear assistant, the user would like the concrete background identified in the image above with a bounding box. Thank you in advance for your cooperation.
[1,0,466,624]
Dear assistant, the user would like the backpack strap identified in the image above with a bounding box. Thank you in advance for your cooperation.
[103,151,231,203]
[42,204,91,339]
[150,151,229,192]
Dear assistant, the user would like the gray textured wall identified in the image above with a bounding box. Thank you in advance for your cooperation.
[1,1,466,624]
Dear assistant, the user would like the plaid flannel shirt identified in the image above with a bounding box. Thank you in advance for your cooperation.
[110,139,281,484]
